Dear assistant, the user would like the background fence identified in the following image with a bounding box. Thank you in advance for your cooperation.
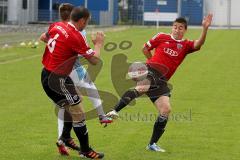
[0,0,240,27]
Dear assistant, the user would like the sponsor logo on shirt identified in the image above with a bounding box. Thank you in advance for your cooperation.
[164,48,179,56]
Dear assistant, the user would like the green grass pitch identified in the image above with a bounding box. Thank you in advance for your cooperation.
[0,27,240,160]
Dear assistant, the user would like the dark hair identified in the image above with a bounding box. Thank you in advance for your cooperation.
[70,7,90,22]
[174,17,188,29]
[59,3,74,21]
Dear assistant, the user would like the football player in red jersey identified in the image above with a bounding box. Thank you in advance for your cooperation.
[40,3,78,156]
[107,14,213,152]
[40,3,112,156]
[41,6,105,159]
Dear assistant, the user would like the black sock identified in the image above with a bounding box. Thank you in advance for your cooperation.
[72,121,90,152]
[114,89,140,112]
[60,110,72,140]
[149,115,168,145]
[61,121,72,140]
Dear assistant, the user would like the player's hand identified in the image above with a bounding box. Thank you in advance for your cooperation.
[202,13,213,29]
[91,33,97,45]
[91,31,105,47]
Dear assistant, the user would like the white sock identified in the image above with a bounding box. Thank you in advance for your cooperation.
[57,108,65,139]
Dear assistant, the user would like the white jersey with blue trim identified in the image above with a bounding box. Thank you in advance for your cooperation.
[73,30,87,80]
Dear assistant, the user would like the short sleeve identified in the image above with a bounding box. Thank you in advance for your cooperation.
[48,23,56,32]
[46,23,57,39]
[186,40,200,54]
[144,33,163,51]
[70,33,95,59]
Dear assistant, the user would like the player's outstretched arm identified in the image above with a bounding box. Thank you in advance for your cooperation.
[88,32,105,65]
[194,13,213,49]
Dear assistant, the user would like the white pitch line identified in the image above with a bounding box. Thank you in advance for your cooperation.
[0,53,19,58]
[0,54,41,64]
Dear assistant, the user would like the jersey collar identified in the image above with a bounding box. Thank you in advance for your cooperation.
[170,34,184,42]
[68,22,78,31]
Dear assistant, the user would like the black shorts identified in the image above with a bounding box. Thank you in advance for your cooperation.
[41,68,81,108]
[145,65,171,103]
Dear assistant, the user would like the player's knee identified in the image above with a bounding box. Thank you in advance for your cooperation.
[135,79,150,93]
[156,102,171,116]
[165,106,171,115]
[68,104,85,122]
[135,85,150,93]
[162,103,171,115]
[154,96,171,115]
[69,104,83,113]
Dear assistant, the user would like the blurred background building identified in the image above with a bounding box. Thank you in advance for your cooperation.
[0,0,240,27]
